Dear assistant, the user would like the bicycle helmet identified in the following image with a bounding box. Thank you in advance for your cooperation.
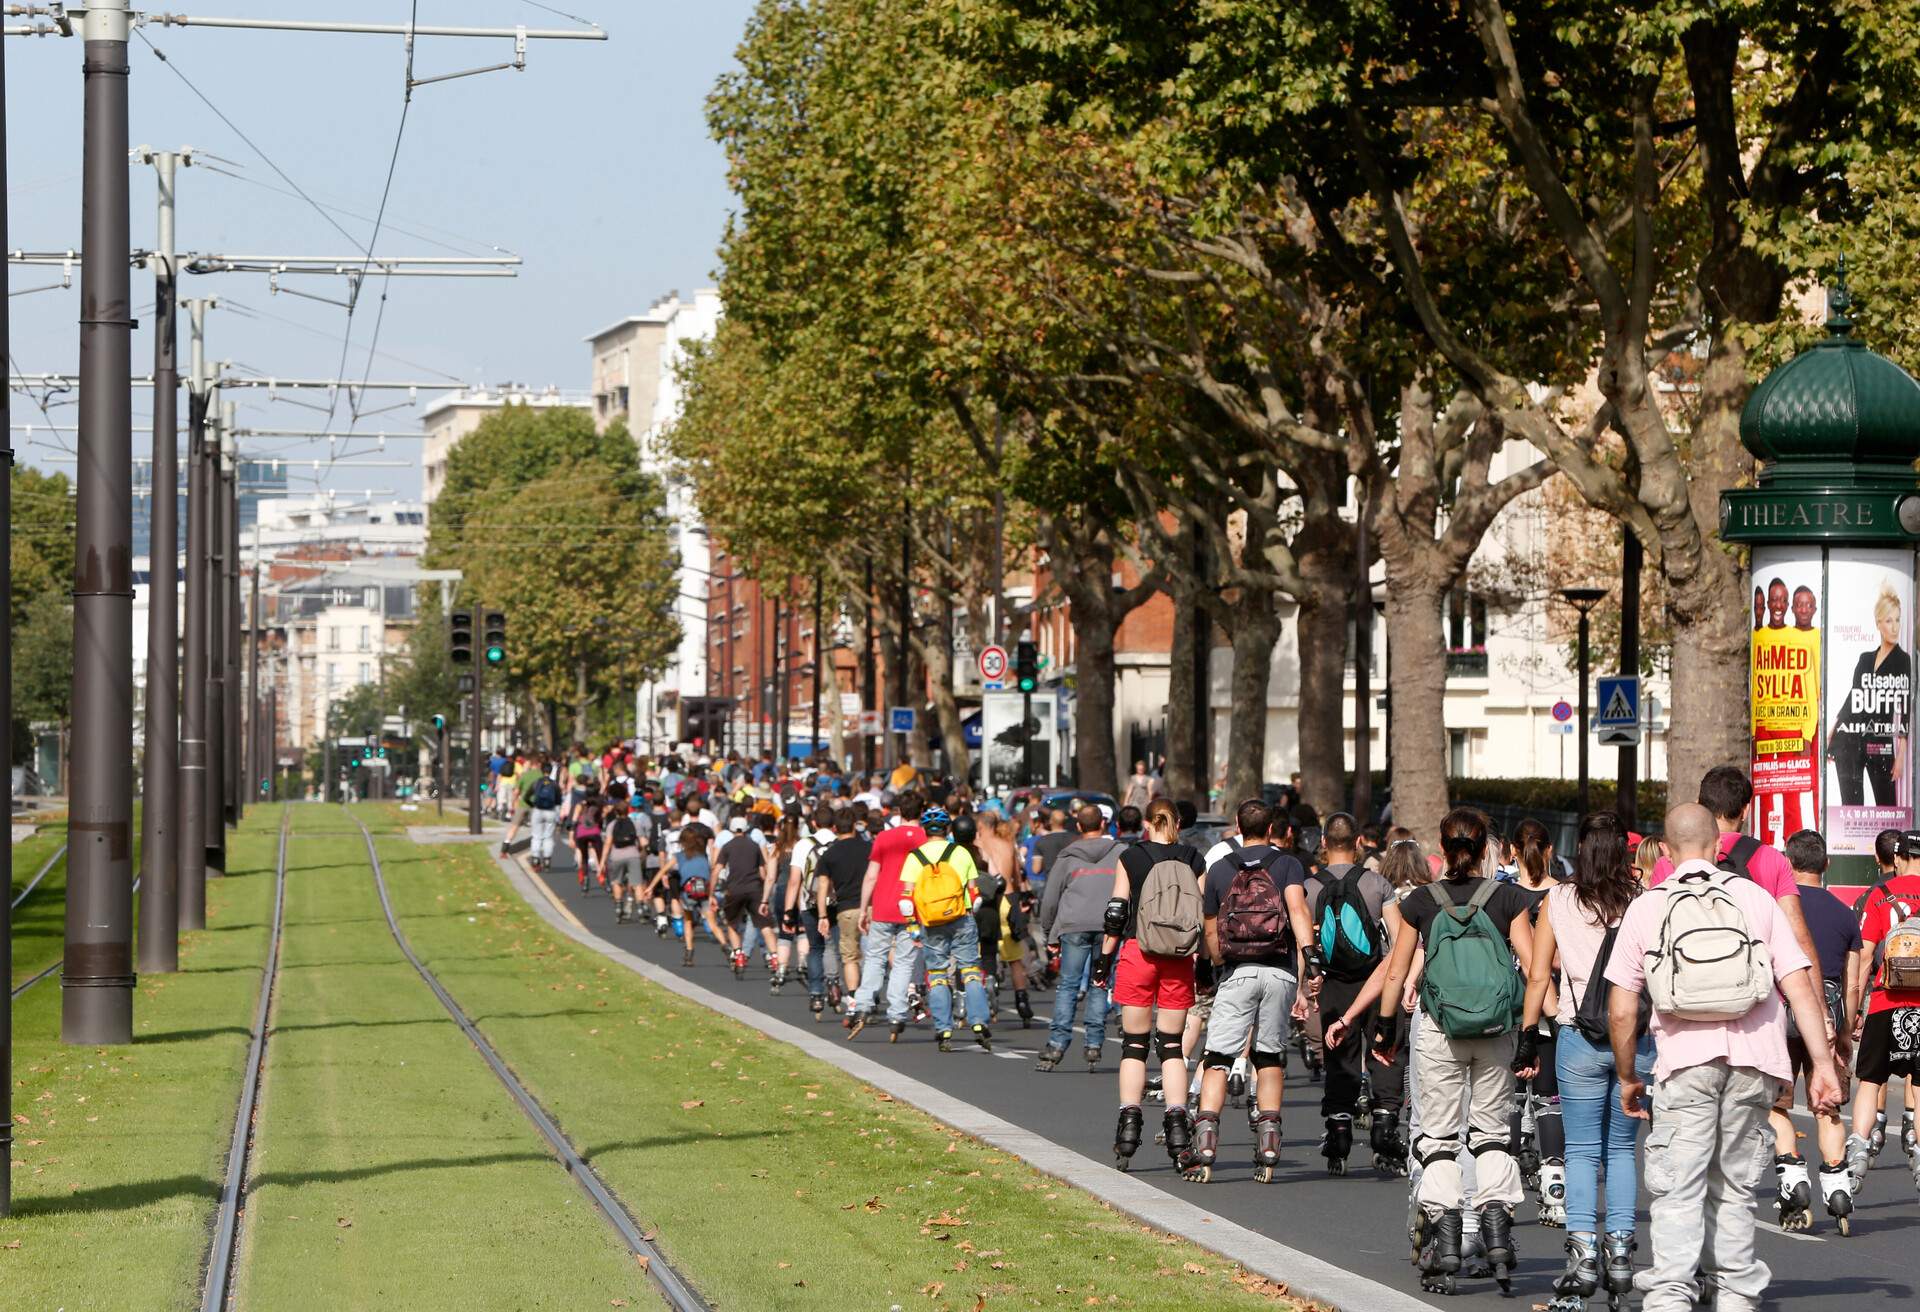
[921,806,952,834]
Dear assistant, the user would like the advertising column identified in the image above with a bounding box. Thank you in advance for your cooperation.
[1823,549,1916,854]
[1749,548,1822,848]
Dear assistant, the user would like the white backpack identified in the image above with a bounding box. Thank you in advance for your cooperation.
[1643,870,1774,1022]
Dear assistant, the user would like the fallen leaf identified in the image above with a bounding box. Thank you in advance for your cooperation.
[636,1255,650,1272]
[337,1218,353,1229]
[4,1240,20,1250]
[921,1281,945,1297]
[777,1261,792,1269]
[680,1100,705,1110]
[610,1301,628,1308]
[1183,1262,1207,1275]
[862,1196,886,1212]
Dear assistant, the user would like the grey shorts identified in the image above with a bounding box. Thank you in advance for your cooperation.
[1204,964,1298,1057]
[606,851,641,885]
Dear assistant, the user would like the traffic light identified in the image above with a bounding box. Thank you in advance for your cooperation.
[483,611,507,665]
[350,754,363,768]
[431,713,446,732]
[377,746,387,759]
[1014,640,1038,693]
[449,610,474,664]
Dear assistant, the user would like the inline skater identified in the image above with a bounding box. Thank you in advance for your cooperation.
[603,798,646,923]
[1093,799,1204,1172]
[815,808,871,1024]
[571,786,606,893]
[652,823,719,967]
[1372,807,1535,1296]
[1186,800,1317,1183]
[1509,818,1568,1226]
[904,807,993,1052]
[848,792,929,1040]
[1035,806,1122,1071]
[762,816,803,993]
[1847,827,1920,1207]
[715,816,773,979]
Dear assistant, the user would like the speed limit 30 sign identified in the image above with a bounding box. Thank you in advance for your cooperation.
[978,644,1008,682]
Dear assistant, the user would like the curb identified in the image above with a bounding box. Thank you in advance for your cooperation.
[466,842,1434,1312]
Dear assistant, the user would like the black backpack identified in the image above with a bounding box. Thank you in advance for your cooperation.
[532,775,560,809]
[1716,834,1762,882]
[1574,922,1651,1046]
[1313,867,1383,981]
[610,815,638,848]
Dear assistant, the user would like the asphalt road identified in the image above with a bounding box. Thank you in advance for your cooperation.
[530,839,1918,1311]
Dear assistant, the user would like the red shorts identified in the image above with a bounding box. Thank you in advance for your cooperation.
[1111,939,1197,1010]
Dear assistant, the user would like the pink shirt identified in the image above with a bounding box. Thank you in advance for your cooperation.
[1544,883,1615,1028]
[1650,831,1798,901]
[1605,859,1811,1083]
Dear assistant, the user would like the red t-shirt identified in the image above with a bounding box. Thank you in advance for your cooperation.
[1860,874,1920,1016]
[1651,831,1798,901]
[866,823,928,924]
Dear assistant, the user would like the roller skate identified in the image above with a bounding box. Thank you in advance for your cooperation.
[1904,1110,1918,1167]
[1416,1208,1462,1296]
[1517,1126,1543,1197]
[973,1023,992,1052]
[1035,1043,1066,1072]
[730,948,748,979]
[1775,1153,1813,1231]
[1180,1109,1217,1181]
[769,968,787,995]
[888,1020,905,1043]
[1321,1114,1353,1176]
[1113,1105,1144,1171]
[1014,989,1034,1028]
[1478,1203,1516,1294]
[1545,1231,1599,1312]
[1869,1108,1889,1161]
[1602,1231,1635,1310]
[681,946,695,967]
[1846,1131,1874,1196]
[1304,1042,1324,1084]
[1084,1044,1101,1071]
[614,896,628,924]
[655,912,670,937]
[846,1010,870,1038]
[809,994,825,1022]
[1143,1070,1165,1103]
[1539,1157,1567,1228]
[1226,1056,1249,1106]
[938,1030,955,1052]
[908,986,931,1024]
[1409,1198,1429,1265]
[1163,1105,1194,1169]
[669,913,685,939]
[1459,1221,1493,1279]
[1253,1110,1283,1183]
[825,979,844,1012]
[1820,1159,1854,1236]
[1371,1110,1407,1178]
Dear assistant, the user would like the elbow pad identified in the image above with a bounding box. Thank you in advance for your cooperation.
[1103,897,1130,937]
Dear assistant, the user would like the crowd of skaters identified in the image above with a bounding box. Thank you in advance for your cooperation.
[482,743,1920,1310]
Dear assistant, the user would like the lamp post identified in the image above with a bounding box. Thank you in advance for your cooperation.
[1560,587,1608,818]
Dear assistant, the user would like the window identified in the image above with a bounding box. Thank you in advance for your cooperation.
[364,587,379,609]
[326,626,339,651]
[359,663,372,685]
[1446,589,1490,677]
[1449,729,1470,778]
[359,625,370,651]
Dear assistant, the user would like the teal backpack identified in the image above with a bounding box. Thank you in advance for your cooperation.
[1417,880,1524,1038]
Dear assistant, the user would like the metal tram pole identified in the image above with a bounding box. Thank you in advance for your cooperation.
[468,660,484,836]
[1616,533,1642,832]
[246,542,260,807]
[137,148,185,975]
[224,405,242,827]
[1562,588,1607,820]
[63,0,136,1045]
[2,14,15,1213]
[203,400,227,877]
[176,298,212,929]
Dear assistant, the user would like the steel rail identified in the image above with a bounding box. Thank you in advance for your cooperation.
[10,863,139,1001]
[197,802,290,1312]
[10,841,67,909]
[342,806,707,1311]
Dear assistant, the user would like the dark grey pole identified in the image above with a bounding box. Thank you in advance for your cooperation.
[1577,609,1592,819]
[811,574,822,758]
[225,420,242,827]
[469,663,484,835]
[861,558,876,775]
[1352,492,1373,824]
[176,301,210,928]
[1617,532,1642,832]
[246,544,260,807]
[203,403,227,877]
[2,14,16,1213]
[138,151,181,975]
[63,0,137,1045]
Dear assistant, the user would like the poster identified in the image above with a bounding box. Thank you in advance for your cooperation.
[1749,548,1823,849]
[1823,550,1916,855]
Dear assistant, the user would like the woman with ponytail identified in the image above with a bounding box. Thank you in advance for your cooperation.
[1518,812,1649,1312]
[1372,808,1537,1295]
[1508,819,1568,1228]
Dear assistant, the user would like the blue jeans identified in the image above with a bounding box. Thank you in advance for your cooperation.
[1047,930,1110,1052]
[802,915,828,997]
[922,914,990,1032]
[854,921,920,1023]
[1558,1024,1655,1234]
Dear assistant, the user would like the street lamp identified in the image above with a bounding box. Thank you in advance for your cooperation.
[1560,587,1609,817]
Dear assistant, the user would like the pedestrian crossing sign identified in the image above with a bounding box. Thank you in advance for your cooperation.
[1594,675,1641,745]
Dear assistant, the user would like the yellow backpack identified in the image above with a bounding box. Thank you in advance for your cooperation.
[909,843,969,927]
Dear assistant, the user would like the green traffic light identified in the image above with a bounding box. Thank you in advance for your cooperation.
[1018,675,1036,693]
[350,757,362,768]
[485,645,505,664]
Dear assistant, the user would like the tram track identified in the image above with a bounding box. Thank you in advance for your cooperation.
[11,842,69,910]
[340,806,707,1312]
[10,846,141,1001]
[197,803,291,1312]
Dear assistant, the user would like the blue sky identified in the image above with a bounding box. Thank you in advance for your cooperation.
[6,0,755,497]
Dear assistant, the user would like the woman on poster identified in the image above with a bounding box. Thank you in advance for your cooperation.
[1829,583,1912,807]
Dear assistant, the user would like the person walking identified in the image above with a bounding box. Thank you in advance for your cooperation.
[1516,812,1651,1312]
[1372,807,1535,1296]
[1122,759,1160,811]
[1604,803,1842,1312]
[1035,805,1126,1071]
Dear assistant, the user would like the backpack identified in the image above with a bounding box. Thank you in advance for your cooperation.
[1876,895,1920,993]
[1643,870,1774,1022]
[1219,853,1289,963]
[1418,880,1526,1039]
[531,775,560,809]
[1135,855,1204,958]
[681,856,712,902]
[1574,921,1650,1046]
[1314,867,1383,981]
[1716,834,1763,882]
[609,815,638,849]
[909,843,970,927]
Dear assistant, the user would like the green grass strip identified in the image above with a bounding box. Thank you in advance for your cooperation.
[363,803,1302,1312]
[230,815,650,1309]
[10,821,71,990]
[3,812,274,1309]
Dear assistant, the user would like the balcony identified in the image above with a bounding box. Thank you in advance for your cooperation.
[1446,648,1489,678]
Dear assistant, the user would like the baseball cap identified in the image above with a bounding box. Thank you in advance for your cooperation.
[728,816,749,833]
[1898,830,1920,858]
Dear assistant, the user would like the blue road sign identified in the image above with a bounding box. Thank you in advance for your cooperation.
[889,706,916,734]
[1594,675,1641,745]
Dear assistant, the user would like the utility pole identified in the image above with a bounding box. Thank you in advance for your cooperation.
[1562,588,1607,819]
[246,520,261,809]
[1617,532,1642,832]
[204,396,227,876]
[137,147,185,976]
[63,0,135,1045]
[862,558,877,776]
[811,574,822,759]
[176,297,213,929]
[225,400,242,828]
[468,663,484,836]
[2,11,16,1215]
[1352,492,1373,825]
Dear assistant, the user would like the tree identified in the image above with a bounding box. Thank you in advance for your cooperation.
[14,589,72,777]
[10,465,74,629]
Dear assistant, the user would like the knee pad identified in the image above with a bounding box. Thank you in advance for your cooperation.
[1415,1134,1459,1166]
[1120,1030,1152,1063]
[1250,1050,1284,1071]
[959,963,984,987]
[1154,1032,1183,1062]
[1469,1130,1509,1158]
[1201,1050,1236,1071]
[927,966,951,991]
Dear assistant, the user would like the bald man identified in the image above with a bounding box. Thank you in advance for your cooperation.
[1603,802,1841,1312]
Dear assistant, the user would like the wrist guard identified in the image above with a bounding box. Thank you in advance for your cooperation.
[1090,952,1114,988]
[1304,946,1326,980]
[1102,897,1130,937]
[1371,1014,1398,1053]
[1511,1028,1538,1074]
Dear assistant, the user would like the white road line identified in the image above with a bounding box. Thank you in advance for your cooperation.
[1756,1220,1824,1244]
